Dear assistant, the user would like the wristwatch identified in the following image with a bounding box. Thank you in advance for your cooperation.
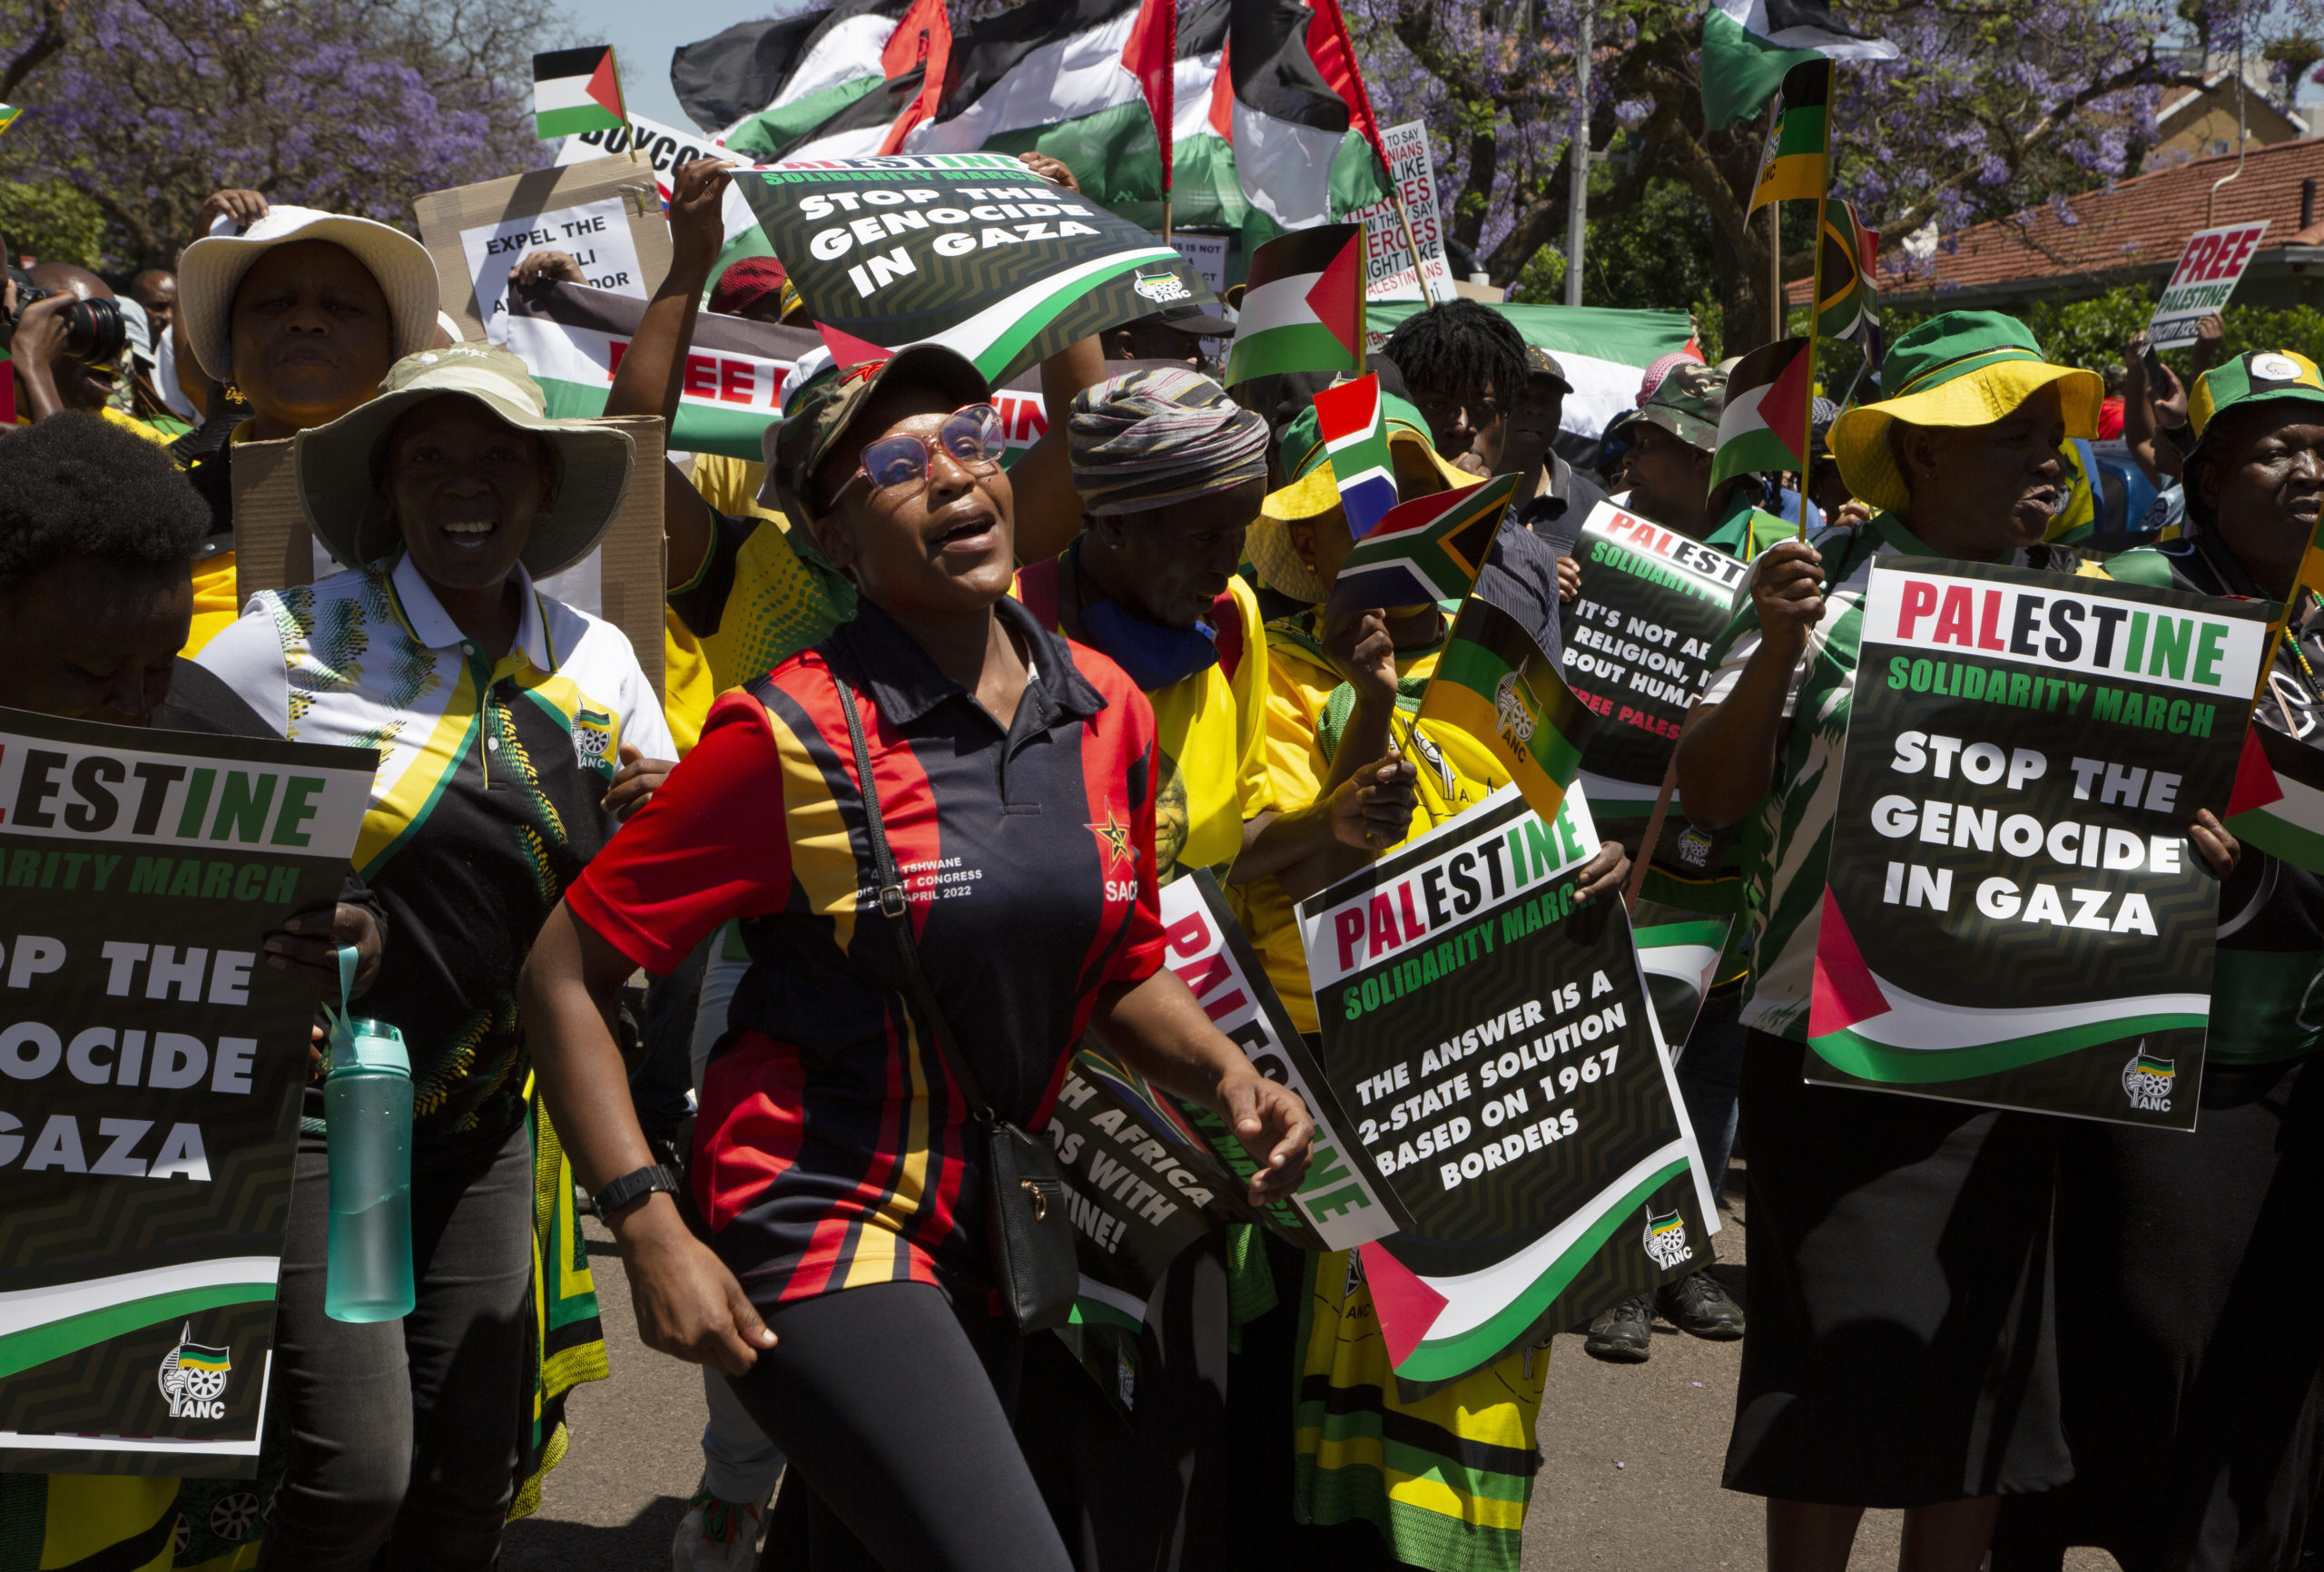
[591,1163,681,1222]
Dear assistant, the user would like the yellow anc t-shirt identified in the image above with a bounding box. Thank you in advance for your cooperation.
[1232,605,1510,1035]
[1013,564,1273,882]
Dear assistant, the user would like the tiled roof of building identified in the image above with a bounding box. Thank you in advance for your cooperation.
[1786,138,2324,305]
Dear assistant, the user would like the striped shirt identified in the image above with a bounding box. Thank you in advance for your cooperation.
[198,553,673,1148]
[567,597,1167,1306]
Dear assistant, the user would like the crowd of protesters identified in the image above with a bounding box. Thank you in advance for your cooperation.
[4,127,2322,1572]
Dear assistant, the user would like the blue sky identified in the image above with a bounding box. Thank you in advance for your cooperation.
[559,0,786,131]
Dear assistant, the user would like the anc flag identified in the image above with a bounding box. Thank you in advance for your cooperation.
[1324,473,1515,617]
[1748,58,1832,213]
[0,104,20,137]
[1817,199,1877,345]
[1225,223,1364,386]
[1418,594,1595,830]
[1710,336,1813,491]
[533,45,627,139]
[1313,373,1398,537]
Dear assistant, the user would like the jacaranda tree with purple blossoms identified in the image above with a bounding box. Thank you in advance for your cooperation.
[1345,0,2324,350]
[0,0,561,270]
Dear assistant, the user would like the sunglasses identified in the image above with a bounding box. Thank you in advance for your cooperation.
[831,404,1006,508]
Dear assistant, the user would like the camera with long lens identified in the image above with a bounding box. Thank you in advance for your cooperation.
[4,262,127,365]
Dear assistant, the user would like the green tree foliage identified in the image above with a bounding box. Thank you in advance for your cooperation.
[0,177,106,268]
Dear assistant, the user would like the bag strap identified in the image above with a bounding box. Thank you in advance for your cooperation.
[830,666,997,1122]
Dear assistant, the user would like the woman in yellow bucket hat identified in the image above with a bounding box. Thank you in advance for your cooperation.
[1674,310,2240,1572]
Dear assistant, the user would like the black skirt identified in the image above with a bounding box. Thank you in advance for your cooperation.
[1722,1032,2070,1506]
[1991,1056,2324,1572]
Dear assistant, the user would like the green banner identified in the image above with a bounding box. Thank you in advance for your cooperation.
[0,708,375,1476]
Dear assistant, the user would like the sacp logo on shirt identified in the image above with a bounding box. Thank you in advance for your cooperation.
[1088,808,1139,903]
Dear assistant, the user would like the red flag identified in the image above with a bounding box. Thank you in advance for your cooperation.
[1123,0,1177,194]
[876,0,954,156]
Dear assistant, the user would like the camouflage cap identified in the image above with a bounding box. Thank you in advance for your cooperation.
[1607,361,1727,450]
[763,342,990,534]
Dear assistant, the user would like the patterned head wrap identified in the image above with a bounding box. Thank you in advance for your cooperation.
[1069,367,1271,516]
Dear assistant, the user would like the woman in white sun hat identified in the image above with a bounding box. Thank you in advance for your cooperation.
[196,343,675,1570]
[169,189,444,653]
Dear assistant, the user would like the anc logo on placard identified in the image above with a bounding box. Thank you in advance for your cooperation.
[2122,1046,2176,1113]
[1132,270,1190,305]
[1676,824,1714,869]
[158,1323,232,1420]
[1492,669,1540,748]
[1642,1209,1693,1271]
[573,708,615,770]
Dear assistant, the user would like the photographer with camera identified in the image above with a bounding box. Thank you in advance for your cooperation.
[5,261,162,441]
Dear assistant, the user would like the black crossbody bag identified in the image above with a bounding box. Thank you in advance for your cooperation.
[831,671,1078,1333]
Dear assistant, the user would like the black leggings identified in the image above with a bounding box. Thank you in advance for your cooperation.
[726,1281,1073,1572]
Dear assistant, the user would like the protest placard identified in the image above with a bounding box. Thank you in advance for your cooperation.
[1051,872,1405,1326]
[1806,558,2269,1126]
[1341,121,1455,303]
[227,416,672,700]
[556,108,771,270]
[413,157,671,342]
[1298,787,1715,1380]
[733,151,1214,384]
[500,280,1056,468]
[0,708,374,1476]
[2149,221,2270,349]
[1169,232,1230,295]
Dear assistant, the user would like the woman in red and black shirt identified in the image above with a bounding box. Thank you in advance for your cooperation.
[520,343,1315,1571]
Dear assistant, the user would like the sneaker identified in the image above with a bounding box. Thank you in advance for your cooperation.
[1582,1295,1653,1362]
[1656,1270,1745,1341]
[670,1486,763,1572]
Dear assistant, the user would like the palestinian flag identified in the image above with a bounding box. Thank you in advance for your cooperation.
[1369,300,1696,444]
[1748,57,1831,213]
[681,0,951,163]
[2225,685,2324,871]
[1418,594,1596,831]
[1223,222,1364,386]
[1817,198,1877,347]
[1709,335,1813,492]
[533,46,627,140]
[1701,0,1896,128]
[1324,472,1515,618]
[1312,372,1396,536]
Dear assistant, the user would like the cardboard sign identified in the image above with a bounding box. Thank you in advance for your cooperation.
[1342,121,1456,304]
[2149,221,2270,349]
[0,708,374,1476]
[1807,558,2269,1126]
[227,416,671,700]
[734,151,1215,384]
[1052,873,1404,1327]
[413,156,673,342]
[1297,787,1715,1381]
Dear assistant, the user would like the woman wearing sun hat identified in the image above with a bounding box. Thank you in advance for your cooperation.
[169,190,446,654]
[1989,351,2324,1572]
[1675,310,2240,1572]
[195,343,675,1569]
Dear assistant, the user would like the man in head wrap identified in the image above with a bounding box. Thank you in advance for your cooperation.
[1015,365,1282,882]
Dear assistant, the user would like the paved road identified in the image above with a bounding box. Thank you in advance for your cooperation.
[504,1166,2118,1572]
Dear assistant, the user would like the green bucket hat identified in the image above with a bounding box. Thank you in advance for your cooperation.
[2187,349,2324,459]
[1829,310,2101,514]
[762,342,990,535]
[1605,361,1727,450]
[292,345,636,579]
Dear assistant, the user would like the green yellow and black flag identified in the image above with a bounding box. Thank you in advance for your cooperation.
[1817,198,1878,347]
[1418,595,1596,831]
[1748,57,1832,213]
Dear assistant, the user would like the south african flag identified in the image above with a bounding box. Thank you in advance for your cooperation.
[1322,472,1515,618]
[1417,594,1596,831]
[1312,372,1397,539]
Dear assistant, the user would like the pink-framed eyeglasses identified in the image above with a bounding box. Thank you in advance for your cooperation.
[834,404,1006,506]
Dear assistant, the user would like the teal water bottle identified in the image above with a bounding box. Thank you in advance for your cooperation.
[322,948,414,1322]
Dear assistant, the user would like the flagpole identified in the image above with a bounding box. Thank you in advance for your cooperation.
[610,47,638,162]
[1797,59,1834,541]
